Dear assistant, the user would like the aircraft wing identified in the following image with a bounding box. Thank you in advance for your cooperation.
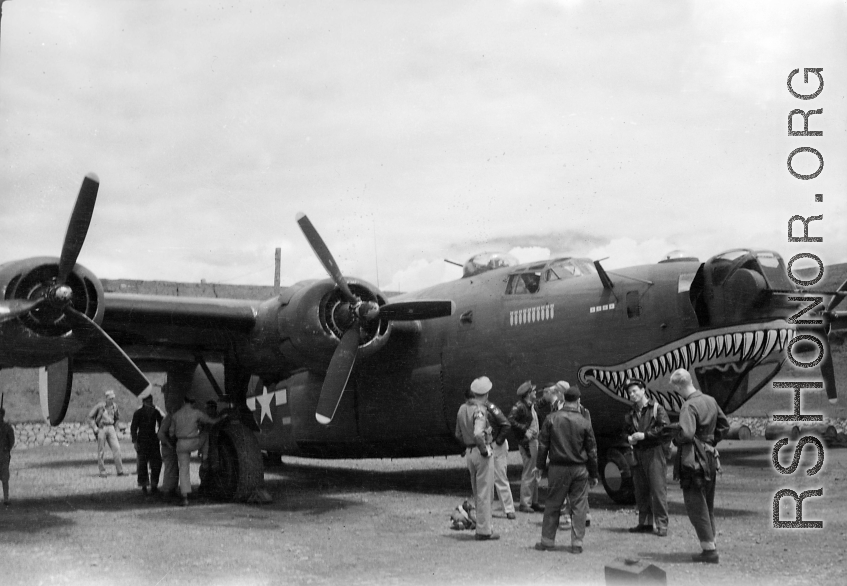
[73,293,260,369]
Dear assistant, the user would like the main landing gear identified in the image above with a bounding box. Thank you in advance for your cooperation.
[190,355,270,503]
[598,447,636,505]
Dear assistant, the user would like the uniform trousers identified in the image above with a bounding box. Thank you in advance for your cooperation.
[97,425,124,474]
[160,441,179,493]
[466,446,493,536]
[135,442,163,488]
[176,436,207,497]
[491,440,515,514]
[632,445,669,530]
[540,464,589,547]
[518,440,539,508]
[0,452,10,483]
[682,471,717,550]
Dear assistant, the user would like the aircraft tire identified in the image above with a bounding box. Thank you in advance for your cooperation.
[599,448,635,505]
[210,421,265,501]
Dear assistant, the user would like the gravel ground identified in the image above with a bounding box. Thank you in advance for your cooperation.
[0,440,845,586]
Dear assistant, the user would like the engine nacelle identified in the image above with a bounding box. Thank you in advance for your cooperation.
[276,278,391,373]
[0,257,104,368]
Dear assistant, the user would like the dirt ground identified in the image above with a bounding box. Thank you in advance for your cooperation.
[0,439,844,586]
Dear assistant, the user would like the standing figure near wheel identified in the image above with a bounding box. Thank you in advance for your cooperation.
[623,379,670,537]
[670,368,729,564]
[87,390,126,478]
[156,387,181,498]
[170,395,224,506]
[130,389,164,496]
[454,376,498,541]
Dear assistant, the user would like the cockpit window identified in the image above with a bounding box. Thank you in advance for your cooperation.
[546,260,581,281]
[506,272,542,294]
[544,258,596,281]
[754,250,793,289]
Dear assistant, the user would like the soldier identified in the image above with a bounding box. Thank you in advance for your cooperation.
[533,382,560,428]
[535,385,598,553]
[485,396,515,520]
[623,379,670,537]
[170,395,224,506]
[0,404,14,506]
[87,390,126,478]
[156,390,180,499]
[509,381,543,513]
[454,376,499,541]
[130,389,164,496]
[670,368,729,564]
[560,381,592,529]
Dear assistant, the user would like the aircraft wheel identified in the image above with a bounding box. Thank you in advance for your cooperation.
[210,421,264,501]
[599,448,635,505]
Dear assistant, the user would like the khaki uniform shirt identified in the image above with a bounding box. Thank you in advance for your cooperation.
[170,404,216,440]
[455,399,492,453]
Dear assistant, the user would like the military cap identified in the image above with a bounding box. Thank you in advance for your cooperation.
[470,376,493,395]
[563,386,581,401]
[516,381,535,396]
[623,378,645,392]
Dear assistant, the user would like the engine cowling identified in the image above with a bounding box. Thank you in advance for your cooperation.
[0,256,104,368]
[276,278,391,373]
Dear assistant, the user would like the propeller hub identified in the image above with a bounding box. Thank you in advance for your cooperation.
[358,301,380,321]
[50,284,74,305]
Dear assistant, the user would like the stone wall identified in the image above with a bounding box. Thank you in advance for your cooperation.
[10,416,847,451]
[11,422,132,449]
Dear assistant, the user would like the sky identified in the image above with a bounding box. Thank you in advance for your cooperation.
[1,0,845,293]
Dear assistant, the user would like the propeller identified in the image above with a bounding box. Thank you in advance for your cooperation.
[296,212,453,424]
[817,279,847,404]
[0,174,150,401]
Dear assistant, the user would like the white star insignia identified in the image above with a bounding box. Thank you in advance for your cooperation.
[256,387,275,424]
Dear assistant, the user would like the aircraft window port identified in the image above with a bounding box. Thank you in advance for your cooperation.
[626,291,641,318]
[678,273,696,293]
[506,272,542,294]
[545,260,582,282]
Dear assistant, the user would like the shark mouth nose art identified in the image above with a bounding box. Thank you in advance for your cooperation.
[578,321,793,413]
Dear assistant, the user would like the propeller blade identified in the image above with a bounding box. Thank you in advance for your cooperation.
[38,358,73,426]
[378,300,454,321]
[296,213,357,304]
[63,306,150,395]
[819,337,838,404]
[315,326,360,425]
[58,173,99,284]
[0,298,45,323]
[826,279,847,312]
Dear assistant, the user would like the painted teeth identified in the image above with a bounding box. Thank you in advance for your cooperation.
[585,326,792,397]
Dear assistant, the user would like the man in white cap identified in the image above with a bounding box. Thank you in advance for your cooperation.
[454,376,498,540]
[87,389,126,477]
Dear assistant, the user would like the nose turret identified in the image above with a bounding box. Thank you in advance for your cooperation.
[689,249,795,328]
